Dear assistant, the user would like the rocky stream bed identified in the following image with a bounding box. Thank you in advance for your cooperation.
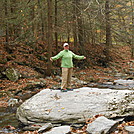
[0,78,134,134]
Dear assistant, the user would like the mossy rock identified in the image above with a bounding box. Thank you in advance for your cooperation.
[5,68,19,81]
[0,58,7,64]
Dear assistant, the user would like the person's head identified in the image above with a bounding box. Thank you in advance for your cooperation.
[63,43,69,50]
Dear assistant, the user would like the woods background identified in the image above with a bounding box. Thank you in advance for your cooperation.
[0,0,133,76]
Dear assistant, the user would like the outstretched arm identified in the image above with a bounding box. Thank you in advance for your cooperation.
[72,52,86,60]
[50,51,63,61]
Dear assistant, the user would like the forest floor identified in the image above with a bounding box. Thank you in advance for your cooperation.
[0,41,134,133]
[0,44,133,107]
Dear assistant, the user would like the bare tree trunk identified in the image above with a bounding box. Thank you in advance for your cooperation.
[47,0,53,76]
[76,0,85,54]
[37,0,45,41]
[31,6,35,35]
[130,0,134,58]
[41,11,45,41]
[5,0,9,50]
[105,0,112,61]
[72,0,77,50]
[78,18,84,47]
[40,8,45,41]
[65,2,70,43]
[55,0,58,53]
[9,0,17,40]
[31,4,37,40]
[105,0,112,48]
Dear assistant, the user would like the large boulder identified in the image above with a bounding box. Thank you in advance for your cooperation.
[16,87,134,125]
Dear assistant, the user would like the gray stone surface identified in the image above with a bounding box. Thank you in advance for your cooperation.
[124,126,134,132]
[16,87,134,125]
[114,79,134,85]
[42,126,70,134]
[38,123,53,133]
[87,116,118,134]
[8,98,19,106]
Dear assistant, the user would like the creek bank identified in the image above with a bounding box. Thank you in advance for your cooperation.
[1,73,134,133]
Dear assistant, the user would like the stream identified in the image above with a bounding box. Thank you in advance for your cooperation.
[0,79,134,133]
[0,107,21,133]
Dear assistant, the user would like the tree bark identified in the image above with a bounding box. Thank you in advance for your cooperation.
[130,0,134,58]
[5,0,9,50]
[31,4,37,40]
[105,0,112,48]
[41,12,45,41]
[76,0,85,54]
[37,0,45,41]
[72,0,77,50]
[47,0,53,76]
[65,2,70,43]
[55,0,58,53]
[105,0,112,61]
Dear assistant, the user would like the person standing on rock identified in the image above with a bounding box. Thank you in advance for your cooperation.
[50,43,86,92]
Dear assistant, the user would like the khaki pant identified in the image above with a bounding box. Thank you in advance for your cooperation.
[61,67,73,89]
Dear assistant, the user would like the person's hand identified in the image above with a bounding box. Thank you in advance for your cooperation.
[50,57,53,61]
[84,57,86,59]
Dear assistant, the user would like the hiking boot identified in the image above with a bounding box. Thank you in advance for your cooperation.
[61,89,68,92]
[67,88,73,91]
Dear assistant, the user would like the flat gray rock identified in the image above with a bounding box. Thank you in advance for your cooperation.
[16,87,134,125]
[87,116,118,134]
[38,123,53,133]
[114,79,134,86]
[42,126,70,134]
[124,126,134,132]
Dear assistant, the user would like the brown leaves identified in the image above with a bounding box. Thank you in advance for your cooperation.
[71,115,134,134]
[86,114,103,124]
[70,127,88,134]
[117,121,134,131]
[4,125,16,130]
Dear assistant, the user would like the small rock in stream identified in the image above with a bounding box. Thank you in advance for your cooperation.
[124,126,134,133]
[38,123,53,133]
[87,116,118,134]
[43,126,70,134]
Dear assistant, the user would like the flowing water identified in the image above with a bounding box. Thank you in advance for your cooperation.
[0,107,21,133]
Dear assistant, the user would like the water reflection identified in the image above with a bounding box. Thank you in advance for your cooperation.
[0,107,20,133]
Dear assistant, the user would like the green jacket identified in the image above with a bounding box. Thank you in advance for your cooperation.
[51,50,84,68]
